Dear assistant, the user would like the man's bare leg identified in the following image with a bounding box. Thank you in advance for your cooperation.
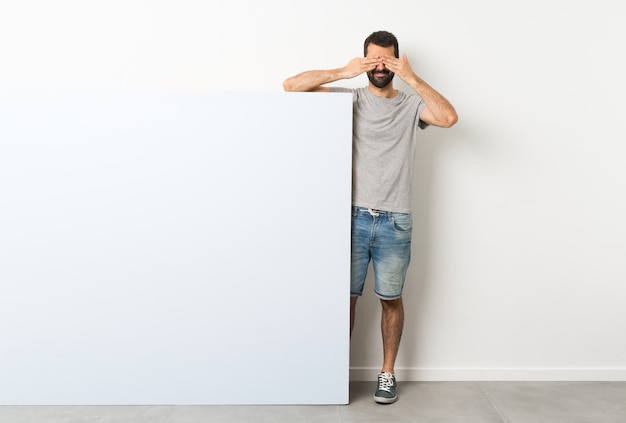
[380,297,404,374]
[350,296,359,336]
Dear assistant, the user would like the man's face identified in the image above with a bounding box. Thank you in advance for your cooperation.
[365,44,396,89]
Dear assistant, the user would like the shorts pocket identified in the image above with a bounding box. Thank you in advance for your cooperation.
[391,213,412,233]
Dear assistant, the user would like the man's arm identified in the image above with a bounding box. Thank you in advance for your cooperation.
[283,57,379,92]
[383,54,458,128]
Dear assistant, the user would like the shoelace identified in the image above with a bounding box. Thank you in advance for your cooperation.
[378,373,394,392]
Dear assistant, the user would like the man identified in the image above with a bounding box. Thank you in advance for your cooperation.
[283,31,457,404]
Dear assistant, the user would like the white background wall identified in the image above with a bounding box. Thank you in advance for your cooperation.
[2,0,625,381]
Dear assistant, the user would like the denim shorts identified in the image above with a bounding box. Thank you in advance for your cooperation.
[351,206,412,300]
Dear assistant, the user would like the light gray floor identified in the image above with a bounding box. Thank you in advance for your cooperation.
[2,381,625,422]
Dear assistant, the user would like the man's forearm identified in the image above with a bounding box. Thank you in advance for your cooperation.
[406,73,458,127]
[283,68,347,92]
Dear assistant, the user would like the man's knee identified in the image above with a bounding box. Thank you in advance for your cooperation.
[380,297,403,310]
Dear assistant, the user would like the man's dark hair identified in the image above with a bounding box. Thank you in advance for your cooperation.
[363,31,399,58]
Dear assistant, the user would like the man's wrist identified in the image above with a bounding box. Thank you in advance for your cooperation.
[337,67,353,80]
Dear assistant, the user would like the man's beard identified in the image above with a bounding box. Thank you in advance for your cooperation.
[367,70,395,88]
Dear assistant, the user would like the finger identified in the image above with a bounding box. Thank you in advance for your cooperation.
[382,56,400,66]
[363,59,380,70]
[382,57,400,69]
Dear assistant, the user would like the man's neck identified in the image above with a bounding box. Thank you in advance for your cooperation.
[368,83,398,99]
